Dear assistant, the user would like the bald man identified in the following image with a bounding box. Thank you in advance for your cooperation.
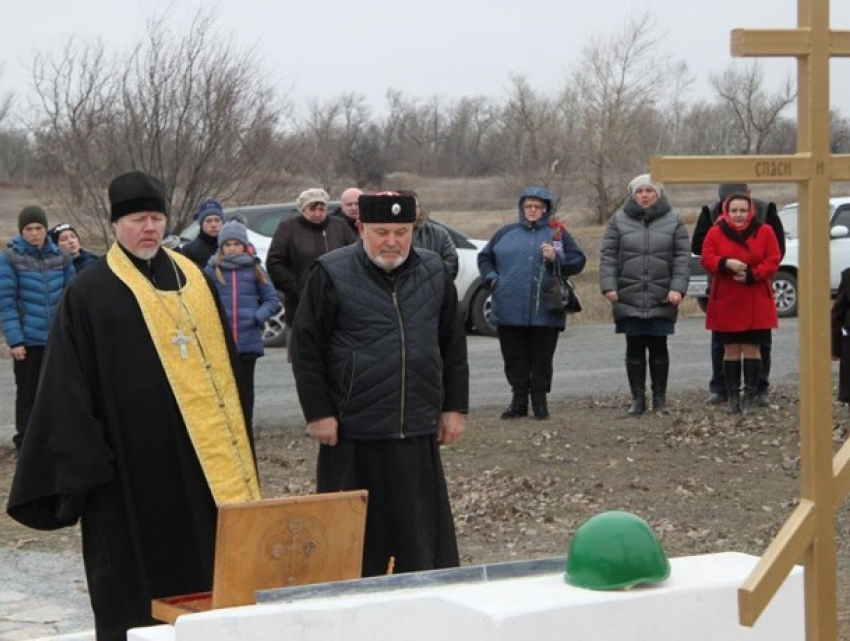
[331,187,362,233]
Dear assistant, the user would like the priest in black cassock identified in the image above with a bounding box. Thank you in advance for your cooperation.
[291,193,469,577]
[6,171,261,641]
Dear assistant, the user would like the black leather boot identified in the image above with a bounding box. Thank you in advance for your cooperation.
[723,360,742,414]
[649,357,670,415]
[625,358,646,415]
[530,391,549,420]
[741,358,761,415]
[500,392,528,419]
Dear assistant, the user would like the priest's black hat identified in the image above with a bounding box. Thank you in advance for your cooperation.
[108,171,169,221]
[358,193,416,224]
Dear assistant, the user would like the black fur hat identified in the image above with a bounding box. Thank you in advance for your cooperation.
[358,194,416,223]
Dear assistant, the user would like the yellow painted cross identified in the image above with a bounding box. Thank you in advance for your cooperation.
[651,1,850,638]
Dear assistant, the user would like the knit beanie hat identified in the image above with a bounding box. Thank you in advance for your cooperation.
[48,222,78,245]
[196,198,225,225]
[108,171,168,221]
[18,205,48,232]
[218,221,249,249]
[628,174,664,198]
[718,183,749,200]
[296,188,330,212]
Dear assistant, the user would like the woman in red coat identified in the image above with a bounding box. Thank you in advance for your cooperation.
[701,193,780,414]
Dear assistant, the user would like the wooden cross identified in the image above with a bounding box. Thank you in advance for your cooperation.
[651,2,850,638]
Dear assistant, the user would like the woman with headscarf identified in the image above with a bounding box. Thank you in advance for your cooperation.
[701,192,780,414]
[477,186,586,420]
[599,174,690,416]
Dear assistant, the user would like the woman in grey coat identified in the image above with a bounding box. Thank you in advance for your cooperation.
[599,174,690,415]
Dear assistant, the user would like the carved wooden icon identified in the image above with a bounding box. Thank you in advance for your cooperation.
[152,490,368,623]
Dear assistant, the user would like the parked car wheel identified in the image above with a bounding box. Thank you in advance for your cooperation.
[262,293,287,348]
[773,271,798,317]
[469,287,497,337]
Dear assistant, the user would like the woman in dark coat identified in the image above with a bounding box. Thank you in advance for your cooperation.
[702,192,780,414]
[831,268,850,406]
[599,174,690,416]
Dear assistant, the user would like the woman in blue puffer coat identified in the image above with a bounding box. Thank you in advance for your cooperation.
[478,186,586,420]
[205,220,280,431]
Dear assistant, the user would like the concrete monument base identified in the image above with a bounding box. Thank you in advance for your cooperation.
[125,552,803,641]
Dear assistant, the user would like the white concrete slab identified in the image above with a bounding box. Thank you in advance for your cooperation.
[125,552,803,641]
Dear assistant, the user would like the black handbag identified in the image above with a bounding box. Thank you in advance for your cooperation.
[545,260,582,314]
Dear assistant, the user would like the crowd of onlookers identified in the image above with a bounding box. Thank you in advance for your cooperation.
[0,177,810,454]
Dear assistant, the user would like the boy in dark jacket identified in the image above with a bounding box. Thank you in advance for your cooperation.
[181,198,224,268]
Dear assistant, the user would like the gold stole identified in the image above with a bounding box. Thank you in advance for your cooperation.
[107,244,261,505]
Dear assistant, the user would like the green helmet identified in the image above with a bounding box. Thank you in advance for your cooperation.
[564,511,670,590]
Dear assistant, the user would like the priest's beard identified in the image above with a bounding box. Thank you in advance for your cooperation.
[132,246,160,261]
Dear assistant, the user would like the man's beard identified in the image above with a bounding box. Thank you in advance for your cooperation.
[132,246,160,260]
[369,252,407,272]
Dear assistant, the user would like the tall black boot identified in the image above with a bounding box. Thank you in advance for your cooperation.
[530,391,549,420]
[741,358,761,415]
[626,358,646,416]
[500,391,528,419]
[723,360,742,414]
[649,357,670,415]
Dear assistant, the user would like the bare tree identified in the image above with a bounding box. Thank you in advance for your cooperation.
[0,64,13,126]
[0,65,29,180]
[441,96,501,176]
[679,102,739,155]
[29,7,288,244]
[496,75,576,204]
[567,13,688,223]
[296,92,381,191]
[830,109,850,153]
[379,91,452,175]
[710,61,796,154]
[0,130,37,180]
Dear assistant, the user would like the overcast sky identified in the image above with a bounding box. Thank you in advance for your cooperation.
[3,0,850,119]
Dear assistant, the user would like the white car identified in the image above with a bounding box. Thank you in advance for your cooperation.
[179,203,495,346]
[770,197,850,317]
[688,196,850,317]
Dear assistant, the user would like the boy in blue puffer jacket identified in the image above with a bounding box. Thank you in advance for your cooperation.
[204,221,279,431]
[0,206,75,450]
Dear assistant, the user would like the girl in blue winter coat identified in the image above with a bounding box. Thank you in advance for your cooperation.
[477,186,586,420]
[204,221,280,431]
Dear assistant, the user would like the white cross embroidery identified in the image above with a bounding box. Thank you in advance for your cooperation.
[172,328,192,359]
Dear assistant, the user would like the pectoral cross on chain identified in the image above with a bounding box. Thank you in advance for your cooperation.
[172,327,192,359]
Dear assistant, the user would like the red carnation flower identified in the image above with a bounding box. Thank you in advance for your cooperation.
[549,217,567,241]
